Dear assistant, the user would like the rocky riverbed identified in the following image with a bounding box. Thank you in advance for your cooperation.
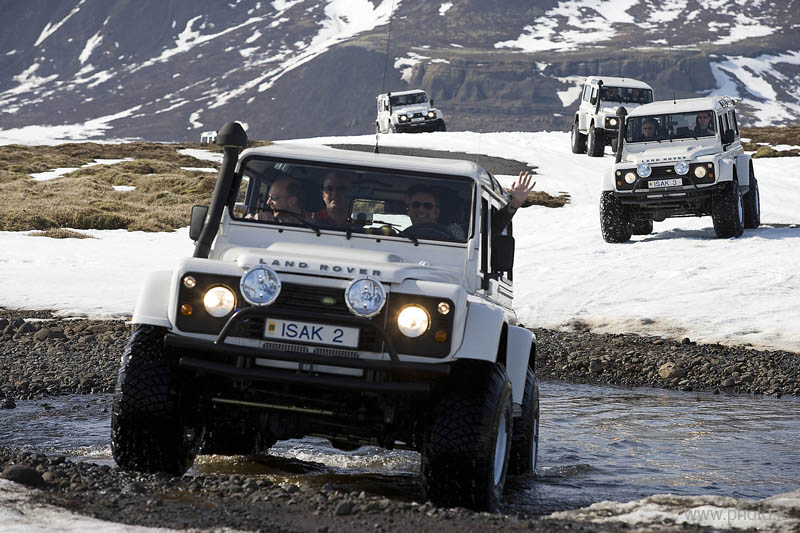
[1,307,798,532]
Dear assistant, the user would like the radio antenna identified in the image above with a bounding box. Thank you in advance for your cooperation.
[375,0,396,154]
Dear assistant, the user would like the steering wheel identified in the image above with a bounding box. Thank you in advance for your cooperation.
[399,222,454,240]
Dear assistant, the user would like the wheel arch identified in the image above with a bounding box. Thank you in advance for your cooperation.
[131,270,174,328]
[453,302,504,364]
[505,325,533,405]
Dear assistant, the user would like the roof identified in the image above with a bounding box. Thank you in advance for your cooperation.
[378,89,427,97]
[626,96,738,117]
[585,76,653,90]
[238,143,484,181]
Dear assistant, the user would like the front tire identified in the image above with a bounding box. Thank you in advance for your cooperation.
[743,172,760,229]
[508,368,539,475]
[588,124,605,157]
[571,121,587,154]
[111,326,203,475]
[421,364,513,512]
[600,191,632,243]
[712,181,744,238]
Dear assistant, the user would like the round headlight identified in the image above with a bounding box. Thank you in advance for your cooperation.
[203,286,235,318]
[674,161,689,175]
[608,117,618,127]
[624,171,637,184]
[396,305,430,338]
[636,164,652,178]
[427,111,436,118]
[694,165,707,178]
[240,265,281,306]
[345,277,386,318]
[399,115,409,122]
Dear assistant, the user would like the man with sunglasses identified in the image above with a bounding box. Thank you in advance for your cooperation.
[311,172,353,227]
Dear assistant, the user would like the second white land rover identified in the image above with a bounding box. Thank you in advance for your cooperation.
[376,89,446,134]
[600,96,761,242]
[571,76,654,157]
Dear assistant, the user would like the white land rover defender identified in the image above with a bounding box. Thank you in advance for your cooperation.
[111,123,538,512]
[600,96,760,243]
[571,76,654,157]
[376,89,446,134]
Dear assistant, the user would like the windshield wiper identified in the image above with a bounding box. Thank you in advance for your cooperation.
[272,210,321,236]
[371,219,419,245]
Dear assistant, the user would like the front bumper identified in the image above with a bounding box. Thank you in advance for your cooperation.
[614,180,724,217]
[395,118,444,133]
[167,306,450,394]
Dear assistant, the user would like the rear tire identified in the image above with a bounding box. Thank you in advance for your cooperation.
[631,219,654,235]
[421,364,513,512]
[508,368,539,475]
[712,181,744,238]
[571,121,587,154]
[743,172,760,229]
[588,124,605,157]
[600,191,632,243]
[111,326,203,475]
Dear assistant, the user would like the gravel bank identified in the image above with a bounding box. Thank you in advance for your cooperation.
[1,309,798,405]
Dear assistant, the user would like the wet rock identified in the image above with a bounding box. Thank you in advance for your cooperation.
[658,362,686,380]
[1,465,46,487]
[33,327,67,341]
[1,398,15,409]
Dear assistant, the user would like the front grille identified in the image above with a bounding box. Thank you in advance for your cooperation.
[412,112,424,119]
[232,283,386,352]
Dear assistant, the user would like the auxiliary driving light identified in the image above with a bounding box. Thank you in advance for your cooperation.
[636,164,652,178]
[674,161,690,175]
[203,286,235,318]
[240,265,281,306]
[397,305,430,338]
[345,276,386,318]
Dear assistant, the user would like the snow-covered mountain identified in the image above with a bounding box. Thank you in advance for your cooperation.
[1,0,798,142]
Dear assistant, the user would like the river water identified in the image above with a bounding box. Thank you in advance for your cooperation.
[1,380,798,515]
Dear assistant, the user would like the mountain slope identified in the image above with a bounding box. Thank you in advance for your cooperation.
[0,0,797,141]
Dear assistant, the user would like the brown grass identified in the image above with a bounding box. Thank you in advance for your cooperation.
[522,190,570,208]
[29,228,95,239]
[740,126,800,157]
[0,144,221,232]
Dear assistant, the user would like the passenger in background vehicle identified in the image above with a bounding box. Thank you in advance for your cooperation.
[311,172,353,227]
[641,118,659,140]
[266,176,304,223]
[693,111,715,136]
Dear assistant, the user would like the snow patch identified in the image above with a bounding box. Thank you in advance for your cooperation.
[79,29,104,64]
[33,0,87,47]
[439,2,453,15]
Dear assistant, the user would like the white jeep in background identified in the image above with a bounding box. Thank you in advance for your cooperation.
[571,76,654,157]
[111,122,538,512]
[376,89,446,133]
[600,96,760,242]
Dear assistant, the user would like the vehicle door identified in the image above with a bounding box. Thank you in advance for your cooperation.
[578,83,594,131]
[478,185,514,307]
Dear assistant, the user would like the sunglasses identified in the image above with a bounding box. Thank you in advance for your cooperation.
[410,201,435,210]
[323,185,350,193]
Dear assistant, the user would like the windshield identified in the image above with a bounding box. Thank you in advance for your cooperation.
[389,92,428,106]
[626,110,717,143]
[232,157,474,243]
[600,86,653,104]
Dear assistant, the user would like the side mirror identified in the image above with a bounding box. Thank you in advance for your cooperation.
[722,129,735,145]
[189,205,209,241]
[491,234,515,275]
[430,99,434,106]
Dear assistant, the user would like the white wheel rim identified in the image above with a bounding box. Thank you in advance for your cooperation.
[493,413,508,485]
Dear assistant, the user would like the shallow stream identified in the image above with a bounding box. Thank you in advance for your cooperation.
[1,381,798,515]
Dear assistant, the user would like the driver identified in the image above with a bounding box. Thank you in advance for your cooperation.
[266,176,304,223]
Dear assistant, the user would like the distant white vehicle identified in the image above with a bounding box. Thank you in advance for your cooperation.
[200,131,217,144]
[600,96,760,242]
[376,89,446,134]
[571,76,654,157]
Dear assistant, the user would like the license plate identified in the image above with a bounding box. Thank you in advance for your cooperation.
[412,117,424,122]
[648,178,682,188]
[264,319,359,348]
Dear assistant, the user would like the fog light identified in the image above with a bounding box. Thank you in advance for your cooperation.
[180,304,192,316]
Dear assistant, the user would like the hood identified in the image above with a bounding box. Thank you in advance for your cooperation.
[624,144,719,165]
[220,243,461,285]
[394,104,430,116]
[599,103,642,117]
